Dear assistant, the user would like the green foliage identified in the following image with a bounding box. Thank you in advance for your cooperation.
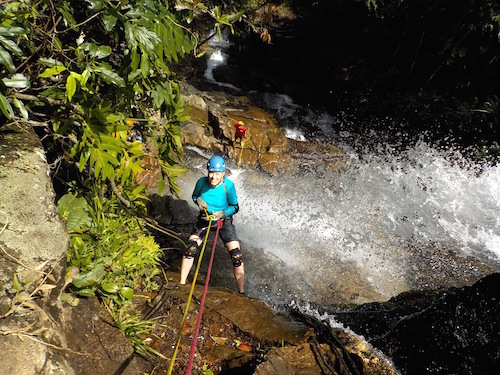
[56,193,92,231]
[63,197,163,301]
[473,96,500,161]
[57,191,166,354]
[202,363,215,375]
[1,0,248,360]
[0,0,244,200]
[476,96,500,119]
[213,6,244,41]
[115,306,166,359]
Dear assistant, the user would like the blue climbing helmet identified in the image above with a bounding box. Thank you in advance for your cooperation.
[207,155,226,172]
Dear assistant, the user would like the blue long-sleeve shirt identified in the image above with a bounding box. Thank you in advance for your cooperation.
[192,177,239,217]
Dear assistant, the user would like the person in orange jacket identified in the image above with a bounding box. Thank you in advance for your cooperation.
[234,121,247,142]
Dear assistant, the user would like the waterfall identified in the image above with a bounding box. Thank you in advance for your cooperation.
[180,130,500,310]
[234,140,499,304]
[184,48,500,310]
[204,30,240,91]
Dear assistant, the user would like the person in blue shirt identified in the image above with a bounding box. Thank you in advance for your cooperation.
[179,155,245,294]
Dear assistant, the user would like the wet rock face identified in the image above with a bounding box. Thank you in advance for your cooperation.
[180,82,344,176]
[330,273,500,375]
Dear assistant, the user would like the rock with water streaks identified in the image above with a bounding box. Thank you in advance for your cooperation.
[179,82,345,176]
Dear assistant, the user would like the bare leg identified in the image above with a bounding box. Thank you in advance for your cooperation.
[179,235,201,284]
[226,240,245,293]
[233,262,245,293]
[179,257,194,284]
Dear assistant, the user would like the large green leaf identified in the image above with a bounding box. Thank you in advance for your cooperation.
[38,65,67,78]
[152,85,167,108]
[13,98,28,119]
[102,14,118,32]
[0,92,13,119]
[78,149,91,172]
[95,63,125,87]
[140,52,149,78]
[119,286,134,299]
[2,73,29,88]
[59,1,77,26]
[57,193,92,231]
[124,21,135,50]
[102,282,119,294]
[72,263,107,288]
[132,24,160,56]
[165,23,178,63]
[38,58,65,67]
[0,44,15,73]
[0,34,24,57]
[0,27,26,36]
[66,74,76,101]
[86,0,105,11]
[130,46,140,71]
[81,42,112,59]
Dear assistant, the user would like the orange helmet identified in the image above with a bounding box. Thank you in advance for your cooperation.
[234,120,244,128]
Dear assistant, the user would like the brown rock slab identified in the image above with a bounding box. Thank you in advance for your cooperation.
[204,289,308,345]
[62,298,142,375]
[170,285,308,346]
[180,82,345,176]
[254,343,331,375]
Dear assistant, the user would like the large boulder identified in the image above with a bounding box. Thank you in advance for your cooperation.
[0,125,69,292]
[0,125,72,374]
[0,125,150,375]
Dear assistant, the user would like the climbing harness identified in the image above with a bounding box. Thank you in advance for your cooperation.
[166,209,223,375]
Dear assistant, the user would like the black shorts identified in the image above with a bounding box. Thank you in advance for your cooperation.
[192,217,239,244]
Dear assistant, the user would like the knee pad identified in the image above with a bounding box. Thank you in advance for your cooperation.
[229,248,243,267]
[184,240,199,259]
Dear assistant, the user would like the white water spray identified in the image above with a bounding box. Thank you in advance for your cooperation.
[180,138,500,308]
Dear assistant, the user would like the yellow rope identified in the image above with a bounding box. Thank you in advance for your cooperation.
[237,138,247,169]
[167,211,214,375]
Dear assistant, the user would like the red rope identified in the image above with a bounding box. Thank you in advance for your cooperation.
[185,219,223,375]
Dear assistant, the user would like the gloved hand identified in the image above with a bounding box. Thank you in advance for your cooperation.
[211,210,225,220]
[196,197,208,211]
